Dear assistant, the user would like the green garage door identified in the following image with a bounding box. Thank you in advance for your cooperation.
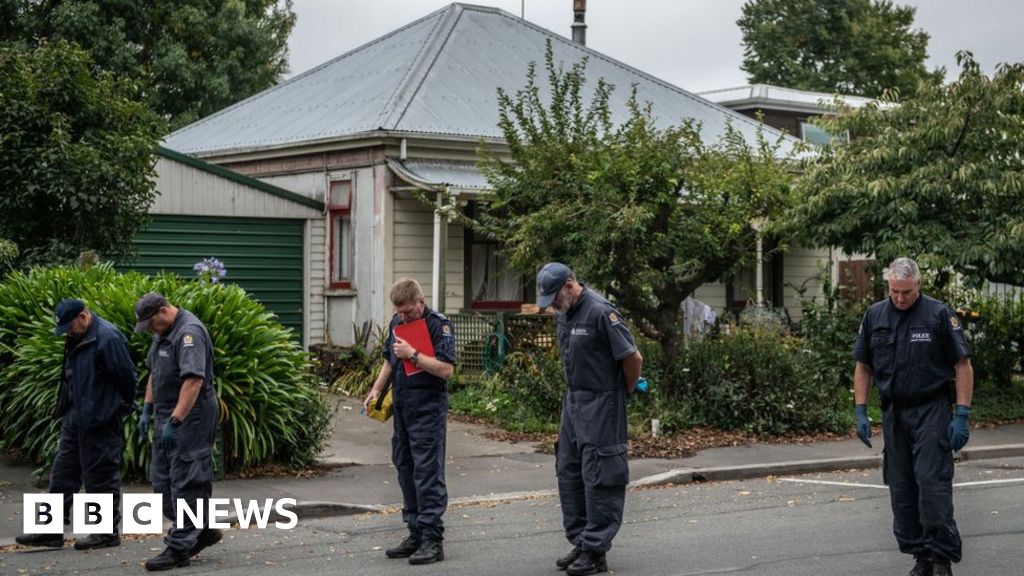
[127,215,305,337]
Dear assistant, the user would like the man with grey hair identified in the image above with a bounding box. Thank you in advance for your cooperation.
[851,257,973,576]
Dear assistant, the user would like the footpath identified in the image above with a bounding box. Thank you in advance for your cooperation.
[2,396,1022,544]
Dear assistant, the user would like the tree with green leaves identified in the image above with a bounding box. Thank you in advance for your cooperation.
[476,44,798,358]
[789,52,1024,288]
[0,40,165,266]
[737,0,942,98]
[1,0,295,128]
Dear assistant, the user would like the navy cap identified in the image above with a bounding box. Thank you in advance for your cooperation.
[536,262,572,308]
[134,292,168,333]
[54,298,86,336]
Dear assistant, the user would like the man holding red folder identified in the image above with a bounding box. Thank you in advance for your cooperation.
[363,277,455,566]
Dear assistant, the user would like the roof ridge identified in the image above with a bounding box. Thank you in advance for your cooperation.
[376,4,465,130]
[165,5,454,140]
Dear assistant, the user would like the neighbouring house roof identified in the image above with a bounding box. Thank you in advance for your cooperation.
[164,3,799,158]
[698,84,875,115]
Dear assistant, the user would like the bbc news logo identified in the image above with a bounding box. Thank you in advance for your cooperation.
[23,494,298,534]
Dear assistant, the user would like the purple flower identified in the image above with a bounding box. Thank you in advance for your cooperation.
[193,257,227,285]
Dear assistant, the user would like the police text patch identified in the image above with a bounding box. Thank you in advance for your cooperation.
[910,330,932,343]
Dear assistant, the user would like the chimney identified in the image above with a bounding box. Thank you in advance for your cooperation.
[572,0,587,45]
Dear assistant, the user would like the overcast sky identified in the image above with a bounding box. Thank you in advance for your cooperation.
[286,0,1024,93]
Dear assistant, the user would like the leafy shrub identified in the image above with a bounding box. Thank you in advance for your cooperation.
[327,322,386,397]
[960,293,1024,388]
[450,347,565,433]
[0,264,332,475]
[675,325,849,435]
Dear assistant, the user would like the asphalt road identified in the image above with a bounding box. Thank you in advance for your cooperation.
[3,457,1022,576]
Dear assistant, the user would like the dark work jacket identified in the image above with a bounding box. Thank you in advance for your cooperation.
[54,314,138,427]
[852,294,971,405]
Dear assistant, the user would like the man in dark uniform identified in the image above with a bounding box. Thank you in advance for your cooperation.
[537,263,643,576]
[363,277,456,566]
[134,292,222,571]
[15,299,136,550]
[852,257,973,576]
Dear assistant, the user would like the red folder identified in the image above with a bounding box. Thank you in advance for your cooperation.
[393,318,435,376]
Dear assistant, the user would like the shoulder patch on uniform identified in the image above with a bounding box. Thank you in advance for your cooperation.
[442,323,453,336]
[950,315,961,329]
[609,312,621,325]
[182,334,194,347]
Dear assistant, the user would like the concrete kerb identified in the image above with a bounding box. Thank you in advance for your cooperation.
[270,443,1024,521]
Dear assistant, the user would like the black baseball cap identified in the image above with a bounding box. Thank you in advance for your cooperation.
[134,292,168,333]
[54,298,86,336]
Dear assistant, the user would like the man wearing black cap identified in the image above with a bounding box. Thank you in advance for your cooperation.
[537,263,643,576]
[134,292,221,571]
[14,299,137,550]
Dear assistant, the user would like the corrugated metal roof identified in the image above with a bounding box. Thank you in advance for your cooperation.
[388,158,491,193]
[165,3,799,157]
[699,84,875,113]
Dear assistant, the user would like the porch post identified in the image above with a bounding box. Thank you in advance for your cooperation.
[432,190,448,312]
[755,232,765,307]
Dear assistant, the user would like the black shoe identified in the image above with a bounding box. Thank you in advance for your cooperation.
[385,534,421,559]
[189,528,223,557]
[566,550,608,576]
[408,539,444,565]
[74,533,120,550]
[145,547,191,571]
[15,533,64,548]
[908,556,934,576]
[932,560,953,576]
[556,546,583,570]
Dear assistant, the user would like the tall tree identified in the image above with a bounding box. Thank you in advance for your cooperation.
[738,0,942,98]
[0,41,165,265]
[476,44,798,358]
[788,53,1024,288]
[2,0,295,128]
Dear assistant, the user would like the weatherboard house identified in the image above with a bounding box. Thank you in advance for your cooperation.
[150,3,841,346]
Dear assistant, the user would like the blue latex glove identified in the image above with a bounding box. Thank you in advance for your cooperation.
[948,404,971,451]
[635,377,649,393]
[137,402,153,436]
[855,404,872,448]
[160,420,180,450]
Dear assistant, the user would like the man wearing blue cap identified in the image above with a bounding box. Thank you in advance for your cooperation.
[15,299,137,550]
[538,263,643,576]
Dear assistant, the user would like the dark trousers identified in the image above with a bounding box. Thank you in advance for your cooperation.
[150,421,215,553]
[50,413,125,531]
[883,397,962,563]
[391,388,448,542]
[556,407,628,553]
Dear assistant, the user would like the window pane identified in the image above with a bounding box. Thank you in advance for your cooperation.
[801,121,848,146]
[332,213,352,282]
[330,180,352,208]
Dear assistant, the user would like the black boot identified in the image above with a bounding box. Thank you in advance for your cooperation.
[408,539,444,565]
[932,560,953,576]
[908,555,934,576]
[567,550,608,576]
[189,528,223,557]
[556,546,583,570]
[15,533,64,548]
[74,533,120,550]
[385,533,421,558]
[145,547,190,571]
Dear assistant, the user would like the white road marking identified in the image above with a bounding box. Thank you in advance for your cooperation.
[953,478,1024,488]
[778,477,1024,489]
[778,478,887,489]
